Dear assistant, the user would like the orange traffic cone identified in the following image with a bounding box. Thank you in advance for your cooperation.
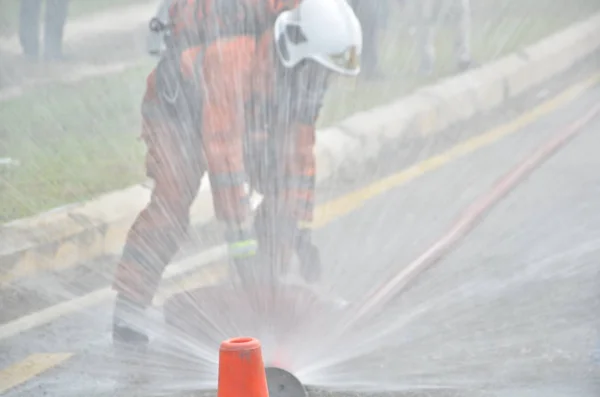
[217,337,269,397]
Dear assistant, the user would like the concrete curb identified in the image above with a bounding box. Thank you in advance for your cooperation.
[1,12,600,285]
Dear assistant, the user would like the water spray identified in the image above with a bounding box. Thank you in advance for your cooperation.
[166,104,600,393]
[348,103,600,326]
[301,102,600,371]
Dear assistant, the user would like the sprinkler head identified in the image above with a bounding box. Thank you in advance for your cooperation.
[265,367,308,397]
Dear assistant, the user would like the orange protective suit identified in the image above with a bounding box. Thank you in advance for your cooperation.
[113,0,328,306]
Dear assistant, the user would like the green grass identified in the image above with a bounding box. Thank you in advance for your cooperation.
[0,0,598,222]
[0,65,149,221]
[0,0,152,37]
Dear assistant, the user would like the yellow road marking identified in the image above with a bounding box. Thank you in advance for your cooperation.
[313,72,600,228]
[0,353,73,394]
[1,71,598,393]
[165,72,600,300]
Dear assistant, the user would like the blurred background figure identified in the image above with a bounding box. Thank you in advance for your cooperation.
[147,0,172,57]
[411,0,473,75]
[349,0,390,79]
[19,0,70,61]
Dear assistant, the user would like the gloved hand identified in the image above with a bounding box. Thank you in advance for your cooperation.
[294,227,322,284]
[225,226,260,285]
[254,202,323,284]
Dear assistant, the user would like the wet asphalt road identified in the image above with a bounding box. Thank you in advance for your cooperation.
[1,71,600,396]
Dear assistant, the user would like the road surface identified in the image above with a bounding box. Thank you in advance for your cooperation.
[1,65,600,396]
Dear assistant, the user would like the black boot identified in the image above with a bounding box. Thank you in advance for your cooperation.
[296,236,322,284]
[112,293,149,347]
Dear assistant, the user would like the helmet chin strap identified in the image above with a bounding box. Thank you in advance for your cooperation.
[276,34,291,66]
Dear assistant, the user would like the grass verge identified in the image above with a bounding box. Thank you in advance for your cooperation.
[0,65,149,221]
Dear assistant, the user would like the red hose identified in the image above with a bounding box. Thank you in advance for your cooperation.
[345,102,600,330]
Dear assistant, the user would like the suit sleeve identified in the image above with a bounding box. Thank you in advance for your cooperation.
[281,71,330,224]
[201,37,257,224]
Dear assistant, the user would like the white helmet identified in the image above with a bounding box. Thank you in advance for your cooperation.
[274,0,363,76]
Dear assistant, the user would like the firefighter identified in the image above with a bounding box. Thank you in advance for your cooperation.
[112,0,363,347]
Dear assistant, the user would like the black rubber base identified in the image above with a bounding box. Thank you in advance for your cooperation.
[266,367,308,397]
